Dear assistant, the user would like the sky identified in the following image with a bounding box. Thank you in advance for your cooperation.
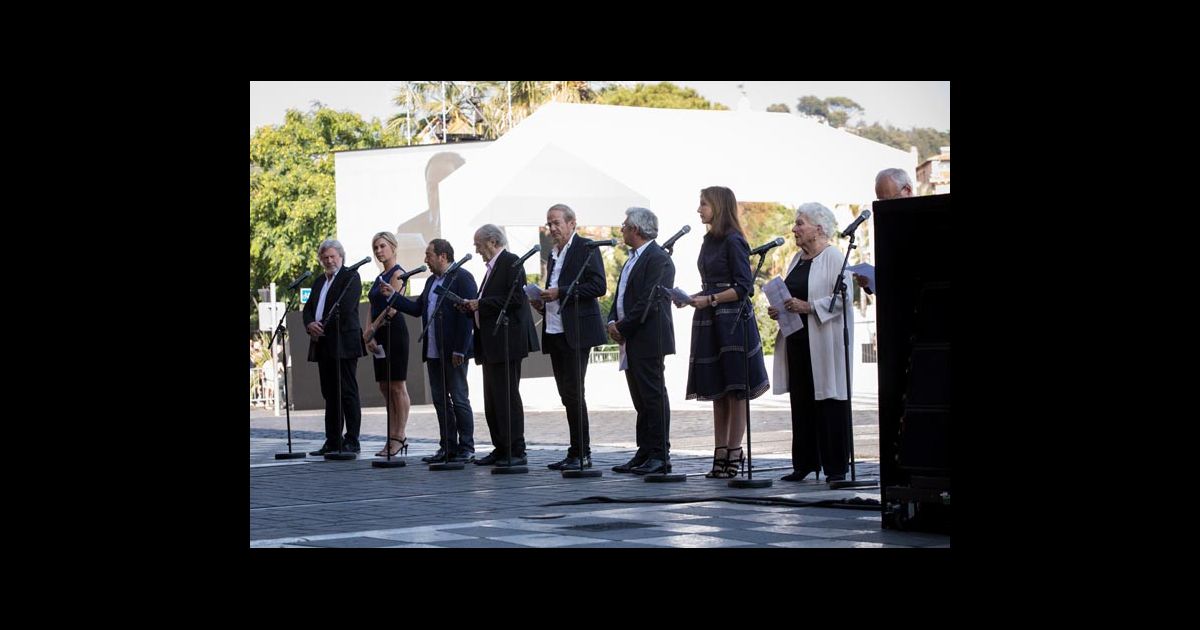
[250,81,950,136]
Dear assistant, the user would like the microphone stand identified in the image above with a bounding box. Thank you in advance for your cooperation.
[373,284,406,468]
[268,286,305,460]
[491,262,528,475]
[728,251,772,488]
[642,260,685,483]
[320,268,358,460]
[560,245,602,479]
[426,273,465,471]
[827,233,875,489]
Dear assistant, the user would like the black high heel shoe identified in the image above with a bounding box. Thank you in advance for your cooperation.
[705,446,730,479]
[781,468,820,482]
[724,447,745,478]
[376,437,408,458]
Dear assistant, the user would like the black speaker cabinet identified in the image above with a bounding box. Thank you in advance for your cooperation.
[874,193,951,533]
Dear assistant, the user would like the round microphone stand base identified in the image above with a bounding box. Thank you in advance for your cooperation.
[429,462,465,471]
[729,478,772,489]
[275,452,306,460]
[491,465,528,475]
[324,452,357,461]
[372,457,406,468]
[644,473,686,483]
[829,479,877,490]
[562,469,601,479]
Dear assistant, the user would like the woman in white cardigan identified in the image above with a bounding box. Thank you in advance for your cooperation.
[767,203,854,483]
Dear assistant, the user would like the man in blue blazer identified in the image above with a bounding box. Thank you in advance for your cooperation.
[531,204,607,471]
[392,239,478,463]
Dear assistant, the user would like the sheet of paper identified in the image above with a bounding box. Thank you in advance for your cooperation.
[523,284,542,302]
[847,263,875,294]
[763,275,804,337]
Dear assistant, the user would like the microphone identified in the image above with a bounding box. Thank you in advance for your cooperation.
[586,239,617,248]
[344,257,371,272]
[396,265,427,281]
[433,284,466,306]
[287,270,312,291]
[749,237,786,256]
[511,244,541,269]
[840,209,871,238]
[444,253,472,276]
[660,225,691,253]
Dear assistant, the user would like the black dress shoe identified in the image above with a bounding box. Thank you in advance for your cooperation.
[421,451,447,463]
[631,459,670,475]
[612,457,646,473]
[550,456,591,470]
[450,453,475,463]
[825,473,846,483]
[494,455,528,467]
[308,446,333,456]
[474,452,498,466]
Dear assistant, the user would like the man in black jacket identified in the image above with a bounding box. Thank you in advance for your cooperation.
[531,204,607,471]
[606,208,676,475]
[302,239,367,455]
[463,224,540,466]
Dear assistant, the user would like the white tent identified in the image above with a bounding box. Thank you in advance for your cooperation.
[438,101,914,299]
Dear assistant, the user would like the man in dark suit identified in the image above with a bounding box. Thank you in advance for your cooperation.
[302,239,367,455]
[392,238,478,464]
[530,204,607,471]
[463,224,540,466]
[606,208,676,475]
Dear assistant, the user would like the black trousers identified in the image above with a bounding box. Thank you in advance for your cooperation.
[482,359,525,458]
[786,332,848,476]
[626,355,669,460]
[546,333,591,457]
[317,357,361,446]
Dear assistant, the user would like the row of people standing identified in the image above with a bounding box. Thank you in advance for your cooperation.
[299,177,903,481]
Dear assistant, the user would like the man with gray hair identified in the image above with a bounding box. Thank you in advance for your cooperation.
[607,207,676,475]
[531,204,608,471]
[875,168,913,201]
[464,224,540,466]
[302,239,367,456]
[855,168,916,293]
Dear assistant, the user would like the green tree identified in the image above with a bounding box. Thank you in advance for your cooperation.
[795,95,863,128]
[856,122,950,162]
[766,103,791,113]
[596,82,729,110]
[249,107,403,331]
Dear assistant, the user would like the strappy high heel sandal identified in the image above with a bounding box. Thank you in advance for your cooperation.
[705,446,729,479]
[724,446,745,478]
[376,437,408,458]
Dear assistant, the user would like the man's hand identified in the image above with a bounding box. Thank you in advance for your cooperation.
[607,321,623,343]
[541,287,560,302]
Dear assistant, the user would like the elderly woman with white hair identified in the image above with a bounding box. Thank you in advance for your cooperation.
[767,203,854,483]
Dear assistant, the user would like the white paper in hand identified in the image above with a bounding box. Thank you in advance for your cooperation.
[523,284,542,302]
[371,344,386,359]
[763,276,804,337]
[667,286,692,306]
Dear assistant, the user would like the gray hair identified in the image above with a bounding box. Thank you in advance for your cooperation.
[547,203,576,223]
[318,238,346,260]
[796,203,836,241]
[624,207,659,239]
[876,168,912,190]
[475,224,508,248]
